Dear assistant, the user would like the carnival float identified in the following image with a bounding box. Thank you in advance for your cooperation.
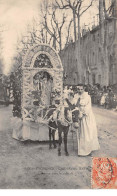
[12,44,63,141]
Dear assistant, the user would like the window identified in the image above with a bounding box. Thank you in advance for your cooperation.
[93,34,95,41]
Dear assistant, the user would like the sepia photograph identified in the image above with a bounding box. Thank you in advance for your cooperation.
[0,0,117,189]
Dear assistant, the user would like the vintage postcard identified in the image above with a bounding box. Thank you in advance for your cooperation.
[0,0,117,189]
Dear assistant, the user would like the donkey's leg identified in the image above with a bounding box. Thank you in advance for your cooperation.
[64,127,69,156]
[58,131,62,156]
[49,128,52,149]
[52,130,57,148]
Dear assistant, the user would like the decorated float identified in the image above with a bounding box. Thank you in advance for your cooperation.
[12,44,63,141]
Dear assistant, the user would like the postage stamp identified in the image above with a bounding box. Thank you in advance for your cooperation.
[91,157,117,189]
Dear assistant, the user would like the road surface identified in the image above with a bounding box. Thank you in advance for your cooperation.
[0,105,117,189]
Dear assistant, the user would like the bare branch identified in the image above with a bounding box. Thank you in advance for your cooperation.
[51,10,59,30]
[43,13,59,45]
[59,14,67,30]
[80,0,94,16]
[65,19,73,45]
[77,1,82,16]
[55,0,70,10]
[48,36,53,45]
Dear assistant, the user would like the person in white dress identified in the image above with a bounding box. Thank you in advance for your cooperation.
[76,84,100,156]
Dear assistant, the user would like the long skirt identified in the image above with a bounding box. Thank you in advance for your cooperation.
[77,111,100,156]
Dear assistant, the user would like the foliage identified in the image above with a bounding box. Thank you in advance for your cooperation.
[11,66,22,118]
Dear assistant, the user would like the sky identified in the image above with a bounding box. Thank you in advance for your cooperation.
[0,0,40,74]
[0,0,99,75]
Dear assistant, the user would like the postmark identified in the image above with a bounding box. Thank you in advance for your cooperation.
[91,157,117,189]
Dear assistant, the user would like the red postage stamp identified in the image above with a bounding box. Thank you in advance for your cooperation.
[91,157,117,189]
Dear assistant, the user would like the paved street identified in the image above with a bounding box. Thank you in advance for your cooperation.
[0,105,117,189]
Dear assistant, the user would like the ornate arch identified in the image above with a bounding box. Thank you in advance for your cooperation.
[22,44,63,122]
[22,44,63,71]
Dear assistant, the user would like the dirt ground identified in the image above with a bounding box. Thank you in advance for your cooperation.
[0,105,117,189]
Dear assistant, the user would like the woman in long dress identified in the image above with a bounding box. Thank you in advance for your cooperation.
[76,84,100,156]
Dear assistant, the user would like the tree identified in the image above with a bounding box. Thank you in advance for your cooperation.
[55,0,79,42]
[0,58,4,74]
[55,0,94,82]
[99,0,116,85]
[55,0,94,41]
[40,0,70,50]
[0,26,4,74]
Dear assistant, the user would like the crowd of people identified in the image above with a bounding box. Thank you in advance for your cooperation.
[63,84,117,110]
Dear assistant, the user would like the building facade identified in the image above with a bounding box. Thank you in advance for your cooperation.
[60,18,117,86]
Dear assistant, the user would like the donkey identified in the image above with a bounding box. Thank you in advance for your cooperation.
[48,109,58,149]
[45,103,72,155]
[46,99,79,156]
[57,105,72,156]
[45,105,58,149]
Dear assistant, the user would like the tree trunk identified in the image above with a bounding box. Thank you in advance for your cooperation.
[59,31,62,51]
[77,15,82,83]
[45,30,48,43]
[99,0,109,85]
[73,9,77,42]
[99,0,104,44]
[53,37,56,49]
